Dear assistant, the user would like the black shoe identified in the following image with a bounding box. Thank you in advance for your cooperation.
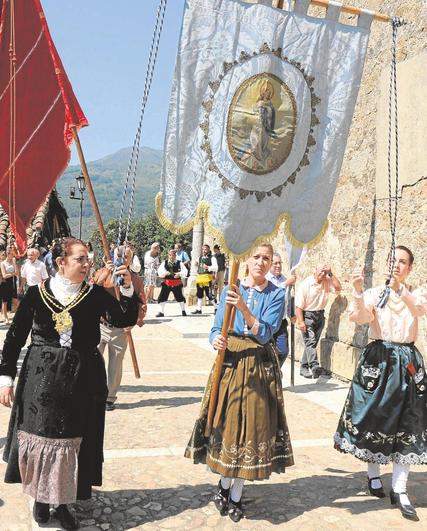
[191,309,202,315]
[54,504,80,530]
[213,480,229,516]
[33,501,50,524]
[367,477,385,498]
[155,312,164,317]
[106,401,115,411]
[182,310,187,316]
[300,366,312,378]
[311,365,323,379]
[390,490,419,521]
[228,498,244,522]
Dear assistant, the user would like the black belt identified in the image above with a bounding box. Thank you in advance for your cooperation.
[222,348,272,368]
[372,339,414,347]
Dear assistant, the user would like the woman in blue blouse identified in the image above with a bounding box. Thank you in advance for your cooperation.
[185,243,294,522]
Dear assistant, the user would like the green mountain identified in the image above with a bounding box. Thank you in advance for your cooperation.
[56,146,162,239]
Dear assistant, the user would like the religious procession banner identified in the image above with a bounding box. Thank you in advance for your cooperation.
[156,0,374,257]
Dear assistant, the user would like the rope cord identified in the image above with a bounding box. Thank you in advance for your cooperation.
[116,0,168,252]
[377,16,404,309]
[386,17,402,276]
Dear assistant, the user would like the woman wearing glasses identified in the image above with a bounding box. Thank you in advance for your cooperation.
[0,237,138,530]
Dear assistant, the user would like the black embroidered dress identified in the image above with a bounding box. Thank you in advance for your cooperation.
[0,280,138,504]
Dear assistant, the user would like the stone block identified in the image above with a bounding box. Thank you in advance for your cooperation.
[320,339,360,381]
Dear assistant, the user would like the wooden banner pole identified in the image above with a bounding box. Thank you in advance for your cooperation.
[71,127,141,379]
[276,0,392,23]
[204,259,240,437]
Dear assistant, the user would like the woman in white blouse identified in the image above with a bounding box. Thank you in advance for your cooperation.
[334,246,427,522]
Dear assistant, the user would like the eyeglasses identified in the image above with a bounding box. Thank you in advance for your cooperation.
[72,256,90,265]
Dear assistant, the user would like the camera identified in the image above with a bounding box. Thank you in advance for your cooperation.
[112,248,124,287]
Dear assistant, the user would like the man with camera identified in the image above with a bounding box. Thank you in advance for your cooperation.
[295,264,341,378]
[96,244,147,410]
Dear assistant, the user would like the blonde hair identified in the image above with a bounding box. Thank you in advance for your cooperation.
[258,80,274,101]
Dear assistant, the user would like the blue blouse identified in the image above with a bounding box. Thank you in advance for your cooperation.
[210,281,285,345]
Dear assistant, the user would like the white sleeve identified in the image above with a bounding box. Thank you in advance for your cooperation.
[208,256,218,273]
[131,255,142,273]
[41,262,48,279]
[0,375,14,387]
[120,284,135,297]
[157,261,167,278]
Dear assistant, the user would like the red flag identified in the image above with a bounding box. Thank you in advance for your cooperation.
[0,0,88,250]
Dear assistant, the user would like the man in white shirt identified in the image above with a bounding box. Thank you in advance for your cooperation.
[295,264,342,378]
[156,248,187,317]
[266,253,296,365]
[191,244,218,315]
[20,248,48,293]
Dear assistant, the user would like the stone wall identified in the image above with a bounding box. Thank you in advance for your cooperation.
[278,0,427,378]
[203,1,426,378]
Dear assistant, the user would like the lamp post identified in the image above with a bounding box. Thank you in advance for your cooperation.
[69,172,86,239]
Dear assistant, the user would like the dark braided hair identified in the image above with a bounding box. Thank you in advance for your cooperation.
[52,237,86,270]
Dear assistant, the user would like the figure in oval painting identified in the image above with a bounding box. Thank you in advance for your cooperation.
[227,73,296,175]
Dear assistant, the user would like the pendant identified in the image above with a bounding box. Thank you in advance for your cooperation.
[53,309,73,334]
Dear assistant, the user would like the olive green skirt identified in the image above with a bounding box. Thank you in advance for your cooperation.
[184,336,294,480]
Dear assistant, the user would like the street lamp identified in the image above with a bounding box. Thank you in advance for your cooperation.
[69,172,86,239]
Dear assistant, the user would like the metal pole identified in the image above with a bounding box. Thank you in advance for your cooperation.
[79,192,83,239]
[290,286,295,387]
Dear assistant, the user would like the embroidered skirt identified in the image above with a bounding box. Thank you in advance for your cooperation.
[184,336,294,480]
[3,342,108,503]
[334,340,427,465]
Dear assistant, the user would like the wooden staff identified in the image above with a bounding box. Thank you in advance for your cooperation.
[71,127,141,379]
[276,0,392,22]
[205,259,240,437]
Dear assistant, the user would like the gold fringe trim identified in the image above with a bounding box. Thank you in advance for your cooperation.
[155,192,329,260]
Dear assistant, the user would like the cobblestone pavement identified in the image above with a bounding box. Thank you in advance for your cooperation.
[0,301,426,530]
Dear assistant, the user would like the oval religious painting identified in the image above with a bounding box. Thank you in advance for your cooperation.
[227,73,297,175]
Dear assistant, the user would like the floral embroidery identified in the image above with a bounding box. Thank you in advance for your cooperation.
[361,366,381,379]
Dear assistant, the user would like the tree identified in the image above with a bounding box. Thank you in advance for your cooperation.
[89,213,193,267]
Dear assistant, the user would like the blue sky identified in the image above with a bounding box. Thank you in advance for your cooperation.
[42,0,185,163]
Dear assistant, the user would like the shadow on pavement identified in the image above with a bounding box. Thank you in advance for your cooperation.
[114,396,202,410]
[74,471,427,527]
[119,385,204,393]
[76,484,214,527]
[245,470,427,524]
[286,377,349,394]
[143,318,173,324]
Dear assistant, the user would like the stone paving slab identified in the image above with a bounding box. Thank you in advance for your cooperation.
[1,304,427,530]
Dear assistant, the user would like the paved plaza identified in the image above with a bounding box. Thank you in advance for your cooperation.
[0,301,426,530]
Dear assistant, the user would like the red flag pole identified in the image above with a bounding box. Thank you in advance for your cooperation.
[71,127,141,379]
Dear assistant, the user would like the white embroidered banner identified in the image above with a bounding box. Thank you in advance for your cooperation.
[157,0,373,257]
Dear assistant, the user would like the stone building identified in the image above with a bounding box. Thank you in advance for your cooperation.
[188,1,426,378]
[277,0,427,378]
